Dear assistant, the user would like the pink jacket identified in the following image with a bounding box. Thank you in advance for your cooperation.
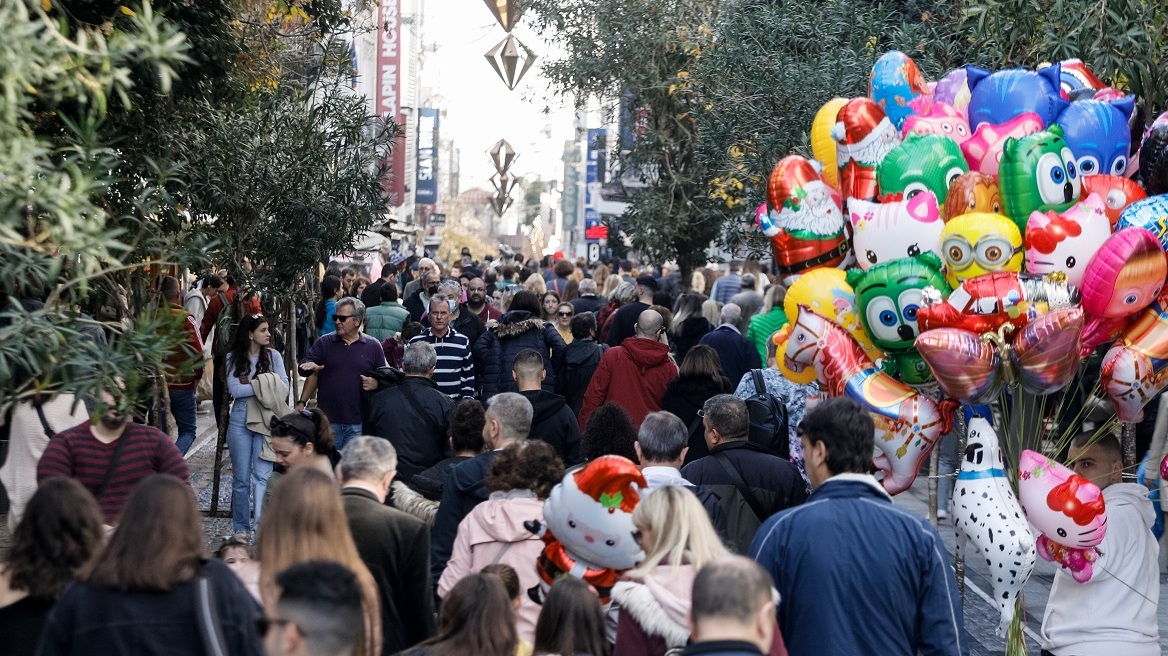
[437,492,545,642]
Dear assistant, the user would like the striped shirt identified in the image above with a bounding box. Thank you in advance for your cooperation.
[37,421,190,522]
[409,328,475,399]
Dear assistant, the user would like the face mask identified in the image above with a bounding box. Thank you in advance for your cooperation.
[425,284,439,295]
[448,299,457,312]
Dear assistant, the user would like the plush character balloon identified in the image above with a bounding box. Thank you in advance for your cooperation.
[966,65,1069,129]
[1041,58,1105,97]
[944,172,1002,219]
[1023,193,1111,287]
[847,254,950,386]
[952,416,1036,636]
[1100,291,1168,422]
[961,112,1045,176]
[1078,227,1167,354]
[524,456,646,604]
[1081,174,1147,227]
[917,271,1079,335]
[999,125,1083,233]
[848,191,943,269]
[877,132,969,207]
[1018,450,1107,582]
[833,98,901,209]
[902,102,971,147]
[811,97,849,189]
[869,51,929,131]
[782,267,883,362]
[916,306,1084,403]
[933,68,971,115]
[1056,97,1136,178]
[763,156,852,284]
[783,306,957,494]
[939,212,1023,287]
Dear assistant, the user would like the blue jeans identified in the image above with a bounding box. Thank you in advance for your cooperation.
[936,427,959,515]
[169,389,198,455]
[332,423,362,451]
[227,405,274,534]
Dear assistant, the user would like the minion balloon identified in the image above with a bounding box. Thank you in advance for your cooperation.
[940,212,1024,288]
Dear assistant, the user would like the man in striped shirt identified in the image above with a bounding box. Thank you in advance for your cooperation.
[37,392,189,524]
[408,295,474,400]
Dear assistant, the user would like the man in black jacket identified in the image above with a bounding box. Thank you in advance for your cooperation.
[559,313,607,415]
[681,394,806,554]
[403,270,440,322]
[364,342,454,484]
[569,278,604,315]
[338,437,435,655]
[430,392,532,590]
[635,411,728,537]
[605,275,656,346]
[513,348,581,465]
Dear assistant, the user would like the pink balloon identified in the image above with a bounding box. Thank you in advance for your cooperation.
[1079,227,1167,354]
[1018,450,1107,582]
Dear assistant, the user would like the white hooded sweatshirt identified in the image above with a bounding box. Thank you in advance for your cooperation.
[1040,482,1161,656]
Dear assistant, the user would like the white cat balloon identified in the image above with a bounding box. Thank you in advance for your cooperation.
[848,191,944,270]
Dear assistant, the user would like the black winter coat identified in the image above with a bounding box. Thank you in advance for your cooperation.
[474,311,567,401]
[660,374,731,465]
[429,451,501,588]
[558,339,607,415]
[670,316,713,363]
[364,376,455,484]
[521,389,582,465]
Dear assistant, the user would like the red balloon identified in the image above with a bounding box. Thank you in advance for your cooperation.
[917,271,1079,334]
[1080,174,1147,227]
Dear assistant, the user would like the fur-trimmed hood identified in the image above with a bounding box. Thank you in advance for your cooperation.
[612,565,697,648]
[391,481,438,525]
[486,311,546,337]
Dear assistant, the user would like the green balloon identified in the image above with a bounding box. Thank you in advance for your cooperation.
[999,125,1082,233]
[877,132,968,207]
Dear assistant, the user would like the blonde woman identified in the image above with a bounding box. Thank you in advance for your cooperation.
[257,467,382,656]
[700,298,722,327]
[524,273,547,296]
[601,273,622,300]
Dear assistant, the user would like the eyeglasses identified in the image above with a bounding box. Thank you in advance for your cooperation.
[333,315,355,323]
[256,617,293,637]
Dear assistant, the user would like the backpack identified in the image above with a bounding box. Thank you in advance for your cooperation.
[744,369,790,459]
[211,291,240,359]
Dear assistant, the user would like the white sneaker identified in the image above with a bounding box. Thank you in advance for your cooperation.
[937,510,949,521]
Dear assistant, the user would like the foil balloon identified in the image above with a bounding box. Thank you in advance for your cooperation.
[811,97,849,189]
[1056,97,1136,178]
[939,212,1024,287]
[1101,291,1168,422]
[1081,174,1147,227]
[847,253,950,386]
[966,65,1069,129]
[833,98,901,209]
[1116,196,1168,251]
[1018,450,1107,583]
[525,456,646,603]
[944,171,1002,219]
[915,307,1084,403]
[783,307,957,495]
[999,125,1083,233]
[848,191,943,270]
[869,50,929,131]
[1079,227,1167,354]
[1041,58,1105,97]
[782,267,883,363]
[1140,123,1168,196]
[917,271,1079,335]
[961,112,1045,176]
[933,67,971,115]
[1023,193,1111,287]
[764,156,852,284]
[952,416,1036,636]
[902,102,971,147]
[1162,452,1168,481]
[877,132,969,207]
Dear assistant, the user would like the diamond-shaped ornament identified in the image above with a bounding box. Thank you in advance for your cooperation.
[490,171,520,197]
[490,139,517,174]
[484,34,538,91]
[482,0,523,32]
[490,191,514,217]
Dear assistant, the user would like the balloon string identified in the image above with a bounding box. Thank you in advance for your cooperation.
[1095,561,1158,605]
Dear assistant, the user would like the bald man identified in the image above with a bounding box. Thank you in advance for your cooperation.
[578,309,678,430]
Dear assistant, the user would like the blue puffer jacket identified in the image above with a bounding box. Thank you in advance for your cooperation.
[474,311,567,401]
[749,475,969,656]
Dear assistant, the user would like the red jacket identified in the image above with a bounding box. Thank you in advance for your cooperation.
[578,337,677,430]
[164,303,204,390]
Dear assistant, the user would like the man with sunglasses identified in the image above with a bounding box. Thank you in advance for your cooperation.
[298,297,386,451]
[261,561,364,656]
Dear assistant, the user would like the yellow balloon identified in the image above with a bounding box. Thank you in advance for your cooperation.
[939,212,1023,288]
[772,326,817,384]
[811,97,849,189]
[783,268,885,365]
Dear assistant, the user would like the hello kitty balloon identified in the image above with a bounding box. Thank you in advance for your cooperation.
[1024,192,1112,288]
[848,191,944,270]
[1017,450,1107,582]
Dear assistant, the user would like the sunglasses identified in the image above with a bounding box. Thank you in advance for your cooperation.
[270,415,314,443]
[557,311,573,317]
[333,315,355,323]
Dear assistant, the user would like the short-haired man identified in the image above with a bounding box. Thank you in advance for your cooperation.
[636,411,727,535]
[298,297,387,451]
[749,397,966,656]
[711,262,743,305]
[466,277,501,325]
[1040,433,1160,656]
[364,342,454,483]
[403,270,440,323]
[402,257,438,303]
[698,303,762,387]
[512,348,581,464]
[363,283,410,342]
[409,295,475,400]
[429,279,484,348]
[360,252,405,309]
[338,437,435,654]
[430,392,532,590]
[580,309,678,430]
[570,278,604,315]
[681,395,805,553]
[559,313,607,416]
[606,275,658,346]
[683,556,780,656]
[159,275,204,454]
[262,561,364,656]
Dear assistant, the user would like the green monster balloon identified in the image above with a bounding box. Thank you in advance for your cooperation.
[999,124,1082,233]
[846,253,951,387]
[876,132,968,215]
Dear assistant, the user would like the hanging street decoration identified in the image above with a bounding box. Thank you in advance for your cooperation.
[489,138,518,217]
[481,0,523,32]
[484,34,538,91]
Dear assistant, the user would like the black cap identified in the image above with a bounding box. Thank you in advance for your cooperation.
[636,275,659,291]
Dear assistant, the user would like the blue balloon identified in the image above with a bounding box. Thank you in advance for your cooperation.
[1117,195,1168,251]
[1056,98,1136,178]
[870,51,926,131]
[966,65,1069,129]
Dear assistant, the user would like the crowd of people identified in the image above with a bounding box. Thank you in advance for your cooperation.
[0,252,1162,656]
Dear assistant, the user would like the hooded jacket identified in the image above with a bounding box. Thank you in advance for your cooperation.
[1041,482,1161,656]
[660,375,731,464]
[474,311,567,401]
[437,492,546,642]
[430,451,501,589]
[559,339,607,415]
[521,389,582,465]
[578,337,678,430]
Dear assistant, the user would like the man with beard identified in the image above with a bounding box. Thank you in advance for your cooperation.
[37,387,189,525]
[466,277,500,326]
[404,270,440,323]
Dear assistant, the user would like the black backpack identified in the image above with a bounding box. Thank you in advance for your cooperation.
[211,292,240,359]
[744,369,789,459]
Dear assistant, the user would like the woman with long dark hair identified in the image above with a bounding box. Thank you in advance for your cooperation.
[0,479,104,656]
[37,475,263,655]
[660,345,731,464]
[404,572,517,656]
[225,313,287,535]
[269,408,338,477]
[668,293,713,362]
[533,577,610,656]
[317,275,344,336]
